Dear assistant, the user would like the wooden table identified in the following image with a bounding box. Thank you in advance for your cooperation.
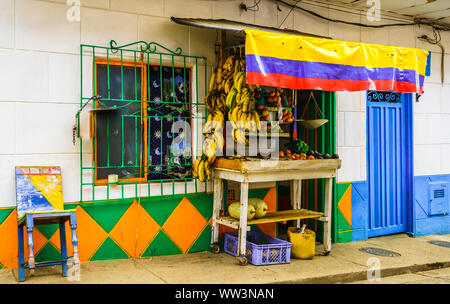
[211,158,341,265]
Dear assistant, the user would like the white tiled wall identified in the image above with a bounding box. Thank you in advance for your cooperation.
[0,0,449,206]
[0,0,218,207]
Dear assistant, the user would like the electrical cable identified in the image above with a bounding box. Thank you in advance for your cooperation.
[243,0,262,12]
[418,28,445,85]
[278,0,301,28]
[275,0,450,31]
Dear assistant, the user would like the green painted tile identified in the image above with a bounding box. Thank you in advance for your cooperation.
[35,242,61,263]
[188,225,211,253]
[248,188,269,200]
[81,200,133,233]
[337,210,352,232]
[0,208,14,225]
[188,193,213,221]
[336,183,351,202]
[64,203,78,210]
[140,196,182,227]
[90,237,129,261]
[37,224,59,240]
[142,230,182,257]
[337,231,352,243]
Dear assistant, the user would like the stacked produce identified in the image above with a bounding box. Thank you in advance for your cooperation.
[228,198,268,220]
[278,139,339,160]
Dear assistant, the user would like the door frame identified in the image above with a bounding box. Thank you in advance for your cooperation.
[366,92,415,236]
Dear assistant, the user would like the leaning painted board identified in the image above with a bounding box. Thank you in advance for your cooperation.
[15,166,63,219]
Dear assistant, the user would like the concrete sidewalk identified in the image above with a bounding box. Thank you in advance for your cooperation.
[1,233,449,284]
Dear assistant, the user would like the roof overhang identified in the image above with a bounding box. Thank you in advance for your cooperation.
[170,17,330,39]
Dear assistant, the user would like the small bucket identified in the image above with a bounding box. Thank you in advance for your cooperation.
[287,227,315,259]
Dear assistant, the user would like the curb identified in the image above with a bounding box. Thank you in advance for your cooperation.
[272,261,450,284]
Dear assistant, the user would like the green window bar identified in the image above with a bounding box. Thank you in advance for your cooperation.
[79,40,208,202]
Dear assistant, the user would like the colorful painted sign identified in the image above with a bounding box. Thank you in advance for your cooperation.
[15,166,63,219]
[245,29,429,94]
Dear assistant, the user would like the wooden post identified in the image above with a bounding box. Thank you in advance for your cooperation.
[323,178,333,253]
[17,223,25,281]
[60,218,68,277]
[238,182,249,257]
[218,30,225,68]
[293,179,302,228]
[69,213,80,275]
[212,177,223,244]
[26,215,35,275]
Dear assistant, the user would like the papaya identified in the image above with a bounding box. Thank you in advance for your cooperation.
[248,198,268,218]
[228,202,256,220]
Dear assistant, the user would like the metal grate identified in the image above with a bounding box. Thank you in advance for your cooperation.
[428,240,450,248]
[79,41,209,202]
[434,189,445,199]
[359,247,401,257]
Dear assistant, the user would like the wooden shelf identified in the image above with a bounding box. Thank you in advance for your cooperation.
[245,131,290,138]
[216,209,324,229]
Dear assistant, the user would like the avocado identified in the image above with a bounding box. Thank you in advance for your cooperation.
[332,153,339,159]
[323,153,331,159]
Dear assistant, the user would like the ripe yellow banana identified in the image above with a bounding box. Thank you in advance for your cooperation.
[205,163,211,181]
[254,110,261,131]
[198,159,206,182]
[192,156,202,178]
[209,73,216,92]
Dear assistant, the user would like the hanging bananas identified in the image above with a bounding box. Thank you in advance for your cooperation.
[195,53,262,180]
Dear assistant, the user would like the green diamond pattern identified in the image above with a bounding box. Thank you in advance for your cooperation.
[81,200,133,233]
[142,230,182,257]
[188,224,211,253]
[188,194,214,221]
[36,224,59,240]
[336,183,351,202]
[140,196,182,227]
[337,208,351,231]
[90,237,129,261]
[35,242,61,263]
[0,208,13,225]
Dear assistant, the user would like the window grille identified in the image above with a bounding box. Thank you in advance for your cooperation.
[79,41,209,202]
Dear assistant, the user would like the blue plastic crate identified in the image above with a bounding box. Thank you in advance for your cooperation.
[223,231,292,265]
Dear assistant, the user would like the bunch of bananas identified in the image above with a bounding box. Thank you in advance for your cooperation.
[226,68,261,146]
[192,138,217,182]
[204,55,238,113]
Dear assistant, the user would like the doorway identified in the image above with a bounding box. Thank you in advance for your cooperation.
[366,91,414,237]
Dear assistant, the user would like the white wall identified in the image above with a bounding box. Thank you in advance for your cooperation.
[0,0,449,206]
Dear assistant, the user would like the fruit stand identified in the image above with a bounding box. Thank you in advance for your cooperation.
[188,31,342,265]
[210,158,341,265]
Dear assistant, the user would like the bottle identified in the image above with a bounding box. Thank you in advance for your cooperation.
[299,224,306,234]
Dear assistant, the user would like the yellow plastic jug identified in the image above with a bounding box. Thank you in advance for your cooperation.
[287,227,315,259]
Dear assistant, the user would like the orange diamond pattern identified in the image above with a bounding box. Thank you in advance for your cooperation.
[110,200,160,257]
[0,210,19,268]
[22,226,47,260]
[257,187,277,237]
[49,221,74,257]
[0,210,48,269]
[75,206,108,262]
[163,197,207,253]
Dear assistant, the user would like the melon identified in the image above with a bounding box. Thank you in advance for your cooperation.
[248,198,268,218]
[228,202,256,220]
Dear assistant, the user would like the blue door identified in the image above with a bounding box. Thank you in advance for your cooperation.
[367,91,412,237]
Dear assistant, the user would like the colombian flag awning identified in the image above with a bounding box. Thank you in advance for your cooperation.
[245,29,429,94]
